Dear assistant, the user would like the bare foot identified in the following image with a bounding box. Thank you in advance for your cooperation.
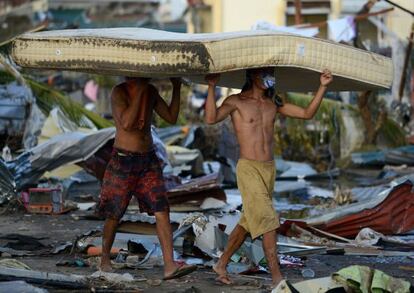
[164,262,180,278]
[213,263,232,285]
[99,259,113,272]
[272,276,283,288]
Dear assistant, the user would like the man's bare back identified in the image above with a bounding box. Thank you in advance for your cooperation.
[111,77,181,153]
[99,76,192,279]
[112,80,155,152]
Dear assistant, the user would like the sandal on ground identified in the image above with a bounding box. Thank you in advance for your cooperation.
[163,264,197,280]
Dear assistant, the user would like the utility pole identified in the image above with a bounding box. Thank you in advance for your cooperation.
[399,23,414,101]
[353,1,388,144]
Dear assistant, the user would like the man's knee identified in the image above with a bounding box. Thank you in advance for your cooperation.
[235,224,248,233]
[262,229,277,247]
[154,211,169,221]
[263,228,277,237]
[104,217,119,226]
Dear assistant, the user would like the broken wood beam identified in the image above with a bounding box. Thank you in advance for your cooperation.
[308,226,353,243]
[300,7,394,29]
[382,0,414,17]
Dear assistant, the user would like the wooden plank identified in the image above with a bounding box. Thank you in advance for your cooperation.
[308,225,353,243]
[301,7,394,28]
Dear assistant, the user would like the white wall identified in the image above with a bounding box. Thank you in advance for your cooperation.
[385,0,414,40]
[220,0,280,32]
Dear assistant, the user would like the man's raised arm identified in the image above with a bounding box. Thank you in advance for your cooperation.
[154,78,182,124]
[204,74,237,125]
[278,69,333,119]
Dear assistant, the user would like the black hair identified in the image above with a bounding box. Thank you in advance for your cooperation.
[241,69,284,107]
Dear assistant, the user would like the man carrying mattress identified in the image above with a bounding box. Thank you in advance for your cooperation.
[205,68,332,288]
[97,77,196,279]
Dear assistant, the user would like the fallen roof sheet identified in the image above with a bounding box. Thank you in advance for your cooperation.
[0,267,87,289]
[167,173,226,206]
[276,159,317,177]
[351,145,414,166]
[156,126,187,145]
[0,128,115,194]
[120,212,185,226]
[0,158,16,204]
[11,28,393,91]
[275,158,339,181]
[351,151,385,166]
[306,176,414,237]
[0,281,47,293]
[350,185,389,203]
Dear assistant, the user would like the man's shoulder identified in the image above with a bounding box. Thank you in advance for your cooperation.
[111,83,127,100]
[112,82,126,93]
[224,94,241,104]
[237,91,255,102]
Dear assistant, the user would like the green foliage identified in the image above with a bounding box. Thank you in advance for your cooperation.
[92,74,117,88]
[285,92,349,132]
[0,70,15,84]
[26,78,113,129]
[274,93,345,164]
[0,44,10,55]
[155,106,188,128]
[154,87,189,128]
[379,118,407,147]
[274,93,406,165]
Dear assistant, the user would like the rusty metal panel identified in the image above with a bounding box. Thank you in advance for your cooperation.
[315,182,414,237]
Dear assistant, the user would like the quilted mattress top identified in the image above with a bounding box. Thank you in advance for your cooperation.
[11,28,393,91]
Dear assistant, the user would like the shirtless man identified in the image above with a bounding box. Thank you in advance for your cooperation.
[205,68,333,288]
[97,77,196,279]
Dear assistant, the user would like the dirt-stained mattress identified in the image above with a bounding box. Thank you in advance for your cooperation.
[11,28,393,91]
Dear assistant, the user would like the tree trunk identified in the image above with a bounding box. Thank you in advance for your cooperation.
[357,90,387,144]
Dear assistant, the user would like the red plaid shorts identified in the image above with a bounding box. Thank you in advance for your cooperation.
[97,147,169,219]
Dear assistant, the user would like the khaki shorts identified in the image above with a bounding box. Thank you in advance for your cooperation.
[237,159,279,239]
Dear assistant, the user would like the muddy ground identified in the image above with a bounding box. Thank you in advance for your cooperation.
[0,212,412,292]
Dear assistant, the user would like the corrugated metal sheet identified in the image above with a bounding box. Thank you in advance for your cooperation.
[351,151,386,166]
[167,173,226,205]
[350,185,389,202]
[352,146,414,166]
[312,180,414,237]
[0,128,115,193]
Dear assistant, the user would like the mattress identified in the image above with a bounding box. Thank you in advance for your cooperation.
[11,28,393,91]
